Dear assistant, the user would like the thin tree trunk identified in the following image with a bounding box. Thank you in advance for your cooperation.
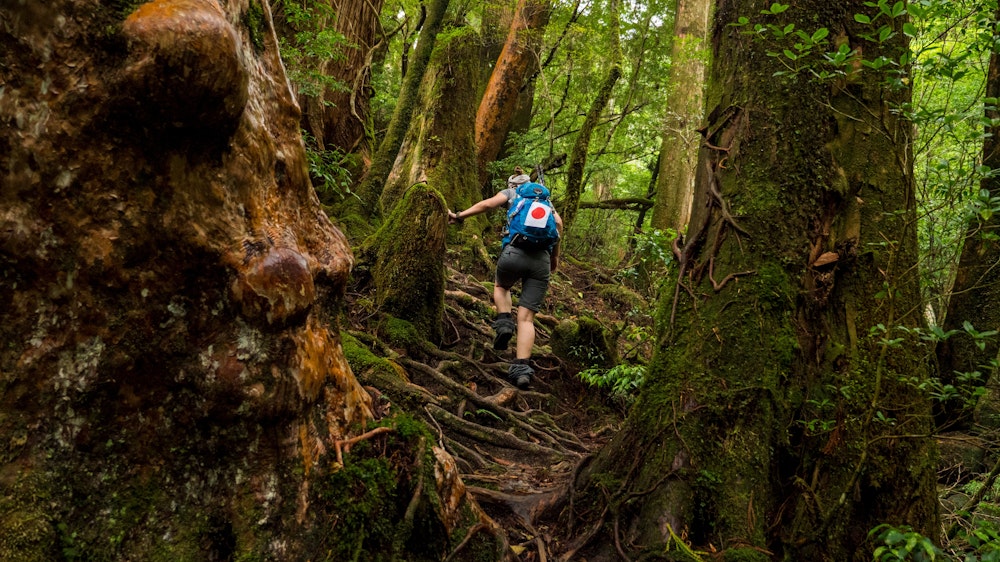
[936,8,1000,427]
[565,1,937,559]
[650,0,712,233]
[561,0,621,231]
[355,0,450,216]
[475,0,552,189]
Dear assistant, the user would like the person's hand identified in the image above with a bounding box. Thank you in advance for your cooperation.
[447,209,461,224]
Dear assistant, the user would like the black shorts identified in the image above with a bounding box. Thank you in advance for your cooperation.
[495,245,550,312]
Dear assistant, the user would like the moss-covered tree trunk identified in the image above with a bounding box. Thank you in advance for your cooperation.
[355,0,450,216]
[936,7,1000,426]
[381,26,482,212]
[364,184,449,345]
[650,0,711,234]
[475,0,552,190]
[565,2,938,560]
[0,1,499,560]
[561,0,621,231]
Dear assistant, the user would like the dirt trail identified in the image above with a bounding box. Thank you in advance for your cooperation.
[345,259,643,559]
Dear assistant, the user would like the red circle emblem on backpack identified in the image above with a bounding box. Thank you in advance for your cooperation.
[530,207,547,219]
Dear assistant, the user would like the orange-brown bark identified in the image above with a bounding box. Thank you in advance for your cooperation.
[475,0,552,188]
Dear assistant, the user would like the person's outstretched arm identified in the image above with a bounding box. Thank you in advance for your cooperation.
[448,191,509,223]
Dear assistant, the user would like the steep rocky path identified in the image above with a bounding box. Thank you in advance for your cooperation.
[344,257,649,560]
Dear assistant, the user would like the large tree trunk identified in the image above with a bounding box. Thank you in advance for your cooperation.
[355,0,451,216]
[936,8,1000,428]
[363,184,449,345]
[0,1,497,559]
[297,0,383,157]
[650,0,712,234]
[564,1,937,560]
[475,0,552,190]
[381,26,482,211]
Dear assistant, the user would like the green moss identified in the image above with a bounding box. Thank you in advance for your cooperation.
[378,316,424,352]
[366,185,447,344]
[389,413,433,442]
[595,283,644,310]
[550,316,618,369]
[0,470,56,562]
[108,0,145,19]
[342,332,399,377]
[310,420,452,562]
[242,1,266,53]
[721,547,771,562]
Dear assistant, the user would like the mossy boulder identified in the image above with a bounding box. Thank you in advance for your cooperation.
[551,316,619,370]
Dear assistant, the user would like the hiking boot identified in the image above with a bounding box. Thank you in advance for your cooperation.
[492,316,515,351]
[508,360,534,390]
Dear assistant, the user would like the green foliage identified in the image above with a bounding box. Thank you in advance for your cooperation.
[302,130,358,205]
[578,363,646,409]
[276,0,351,98]
[871,524,944,561]
[615,227,677,293]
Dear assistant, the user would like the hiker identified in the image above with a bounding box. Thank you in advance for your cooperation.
[447,168,563,390]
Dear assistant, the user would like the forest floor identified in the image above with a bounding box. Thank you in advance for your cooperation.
[344,248,656,561]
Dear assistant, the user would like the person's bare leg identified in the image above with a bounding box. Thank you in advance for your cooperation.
[515,306,536,360]
[494,284,512,314]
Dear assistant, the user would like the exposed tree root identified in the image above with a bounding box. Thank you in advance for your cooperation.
[335,426,395,465]
[426,404,569,461]
[400,358,583,455]
[469,485,568,529]
[344,254,652,560]
[444,522,490,562]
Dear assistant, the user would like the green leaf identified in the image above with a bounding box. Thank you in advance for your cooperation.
[878,25,892,42]
[811,27,829,42]
[891,1,905,17]
[770,2,789,13]
[783,23,795,34]
[854,13,871,24]
[902,22,916,37]
[783,49,797,60]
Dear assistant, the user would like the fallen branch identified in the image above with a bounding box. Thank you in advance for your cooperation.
[578,197,653,211]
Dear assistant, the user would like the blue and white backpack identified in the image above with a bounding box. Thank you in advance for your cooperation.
[502,182,560,252]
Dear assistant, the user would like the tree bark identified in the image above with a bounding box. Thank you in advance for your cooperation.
[475,0,553,190]
[364,184,449,344]
[936,8,1000,427]
[566,2,938,559]
[302,0,383,157]
[650,0,712,234]
[382,26,482,212]
[0,1,494,559]
[355,0,451,216]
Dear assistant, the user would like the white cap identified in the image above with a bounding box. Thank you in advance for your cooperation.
[507,174,530,187]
